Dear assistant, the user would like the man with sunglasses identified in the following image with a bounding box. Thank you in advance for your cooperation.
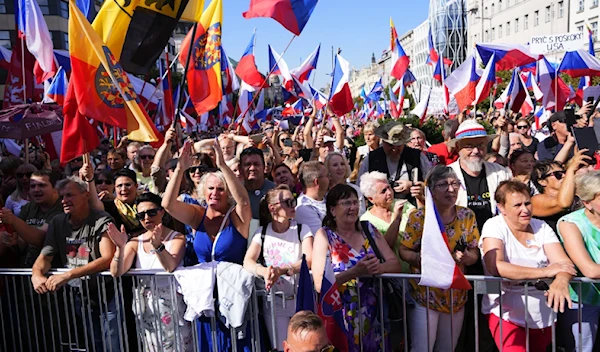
[538,111,574,162]
[0,170,63,268]
[283,311,337,352]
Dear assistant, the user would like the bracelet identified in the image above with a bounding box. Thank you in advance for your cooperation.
[113,255,122,262]
[150,243,165,254]
[85,176,95,183]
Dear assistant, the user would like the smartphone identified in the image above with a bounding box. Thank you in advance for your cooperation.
[587,96,595,105]
[572,127,599,160]
[249,133,264,144]
[299,148,312,162]
[411,168,419,184]
[565,108,577,131]
[283,138,293,147]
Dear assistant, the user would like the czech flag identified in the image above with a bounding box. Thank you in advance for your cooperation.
[388,84,400,118]
[328,54,353,116]
[506,69,527,114]
[419,188,472,290]
[411,86,431,125]
[158,55,174,125]
[559,49,600,78]
[576,76,590,106]
[317,253,349,352]
[539,56,572,111]
[236,31,267,89]
[291,44,320,82]
[268,45,293,90]
[243,0,319,36]
[17,0,55,83]
[427,27,452,66]
[445,54,479,112]
[67,1,160,144]
[45,66,67,106]
[392,69,416,94]
[221,46,240,94]
[474,52,496,106]
[0,47,11,70]
[179,0,223,116]
[522,71,544,101]
[390,18,409,80]
[366,78,384,104]
[309,83,328,110]
[476,43,541,71]
[587,23,595,55]
[519,61,537,74]
[519,75,534,116]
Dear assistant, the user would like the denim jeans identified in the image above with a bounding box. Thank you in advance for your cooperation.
[75,293,123,352]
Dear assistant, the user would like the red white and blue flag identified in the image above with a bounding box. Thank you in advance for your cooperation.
[309,83,328,110]
[17,0,55,83]
[576,76,590,106]
[243,0,319,36]
[559,48,600,78]
[476,43,541,71]
[427,27,452,66]
[390,18,410,80]
[236,32,267,89]
[291,44,320,82]
[0,47,11,70]
[328,54,353,116]
[445,54,479,111]
[522,71,544,101]
[474,52,496,106]
[268,45,293,90]
[506,69,527,114]
[317,253,349,352]
[221,46,240,94]
[411,86,431,125]
[158,55,174,126]
[419,188,472,290]
[45,66,67,106]
[388,84,400,118]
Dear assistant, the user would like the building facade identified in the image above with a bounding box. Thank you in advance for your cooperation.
[411,19,435,87]
[570,0,600,54]
[466,0,570,53]
[348,53,384,98]
[430,0,469,70]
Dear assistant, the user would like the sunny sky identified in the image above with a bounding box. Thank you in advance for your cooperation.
[221,1,430,90]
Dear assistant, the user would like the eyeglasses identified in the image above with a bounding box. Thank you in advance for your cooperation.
[337,200,359,208]
[95,179,114,185]
[17,172,33,178]
[135,208,162,220]
[516,125,529,130]
[461,143,486,151]
[116,183,135,189]
[273,198,297,208]
[541,170,565,180]
[433,181,461,191]
[139,155,154,160]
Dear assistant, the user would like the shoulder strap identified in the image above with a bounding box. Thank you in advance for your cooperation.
[360,221,385,263]
[210,206,235,262]
[257,224,268,267]
[297,223,303,243]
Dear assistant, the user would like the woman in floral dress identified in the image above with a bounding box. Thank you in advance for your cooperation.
[312,184,402,351]
[399,165,480,352]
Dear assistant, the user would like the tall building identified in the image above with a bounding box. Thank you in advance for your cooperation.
[570,0,600,54]
[466,0,570,53]
[411,19,435,87]
[430,0,469,71]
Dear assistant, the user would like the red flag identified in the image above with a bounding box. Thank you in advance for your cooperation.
[60,82,100,164]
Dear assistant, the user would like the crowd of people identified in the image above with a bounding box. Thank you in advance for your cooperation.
[0,105,599,352]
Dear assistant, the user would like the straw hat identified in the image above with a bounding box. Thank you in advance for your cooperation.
[448,120,496,148]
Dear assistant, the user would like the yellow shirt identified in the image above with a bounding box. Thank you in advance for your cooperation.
[400,206,480,313]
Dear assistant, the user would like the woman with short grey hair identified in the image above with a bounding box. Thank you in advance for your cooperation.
[557,170,600,352]
[359,171,414,265]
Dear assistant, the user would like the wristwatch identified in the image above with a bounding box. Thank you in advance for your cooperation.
[150,243,165,254]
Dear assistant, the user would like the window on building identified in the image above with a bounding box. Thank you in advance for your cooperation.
[37,0,49,14]
[515,18,519,32]
[579,0,585,12]
[491,3,495,15]
[545,6,551,22]
[507,22,510,35]
[524,14,529,29]
[578,25,584,33]
[63,32,68,50]
[593,22,598,40]
[485,6,488,17]
[499,0,502,10]
[499,25,502,38]
[507,0,510,7]
[485,30,489,41]
[594,0,599,7]
[0,31,10,48]
[492,28,495,40]
[60,1,68,18]
[534,10,539,26]
[557,1,564,17]
[0,0,6,14]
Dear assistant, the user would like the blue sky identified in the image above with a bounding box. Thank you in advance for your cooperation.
[221,1,430,90]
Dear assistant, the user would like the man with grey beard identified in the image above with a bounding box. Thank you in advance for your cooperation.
[448,120,511,232]
[448,120,511,352]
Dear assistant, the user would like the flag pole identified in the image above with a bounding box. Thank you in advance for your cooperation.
[143,51,181,111]
[235,34,297,125]
[173,23,199,129]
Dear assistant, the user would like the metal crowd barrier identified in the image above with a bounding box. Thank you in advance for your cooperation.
[0,269,597,352]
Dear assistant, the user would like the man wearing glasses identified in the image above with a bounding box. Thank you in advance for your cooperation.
[283,311,337,352]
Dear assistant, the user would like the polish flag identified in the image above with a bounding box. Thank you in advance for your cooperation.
[419,188,472,290]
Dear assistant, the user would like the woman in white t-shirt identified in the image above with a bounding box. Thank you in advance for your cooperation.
[243,184,314,350]
[479,180,576,352]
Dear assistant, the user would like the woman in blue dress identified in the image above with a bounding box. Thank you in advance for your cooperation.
[162,139,253,351]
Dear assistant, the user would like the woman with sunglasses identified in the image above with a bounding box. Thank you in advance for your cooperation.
[400,165,479,352]
[243,185,314,349]
[508,149,538,196]
[515,118,539,154]
[531,149,592,233]
[5,164,37,217]
[94,170,115,201]
[162,139,253,351]
[107,192,192,352]
[480,180,576,352]
[312,184,401,352]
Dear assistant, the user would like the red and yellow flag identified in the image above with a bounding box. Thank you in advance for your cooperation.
[179,0,222,116]
[68,1,160,143]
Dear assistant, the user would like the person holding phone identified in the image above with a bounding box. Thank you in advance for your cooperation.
[311,184,401,351]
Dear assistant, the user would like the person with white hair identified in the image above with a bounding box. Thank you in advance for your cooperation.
[359,171,414,266]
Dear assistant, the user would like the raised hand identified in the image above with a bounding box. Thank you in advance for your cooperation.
[107,223,128,249]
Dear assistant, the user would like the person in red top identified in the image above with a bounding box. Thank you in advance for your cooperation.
[428,119,459,165]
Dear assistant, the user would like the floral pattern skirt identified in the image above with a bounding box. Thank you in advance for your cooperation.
[133,284,193,352]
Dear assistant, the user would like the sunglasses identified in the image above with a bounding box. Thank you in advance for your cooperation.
[274,198,297,208]
[516,125,529,130]
[189,165,217,174]
[17,172,33,178]
[95,179,114,185]
[136,208,162,220]
[139,155,154,160]
[542,170,565,180]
